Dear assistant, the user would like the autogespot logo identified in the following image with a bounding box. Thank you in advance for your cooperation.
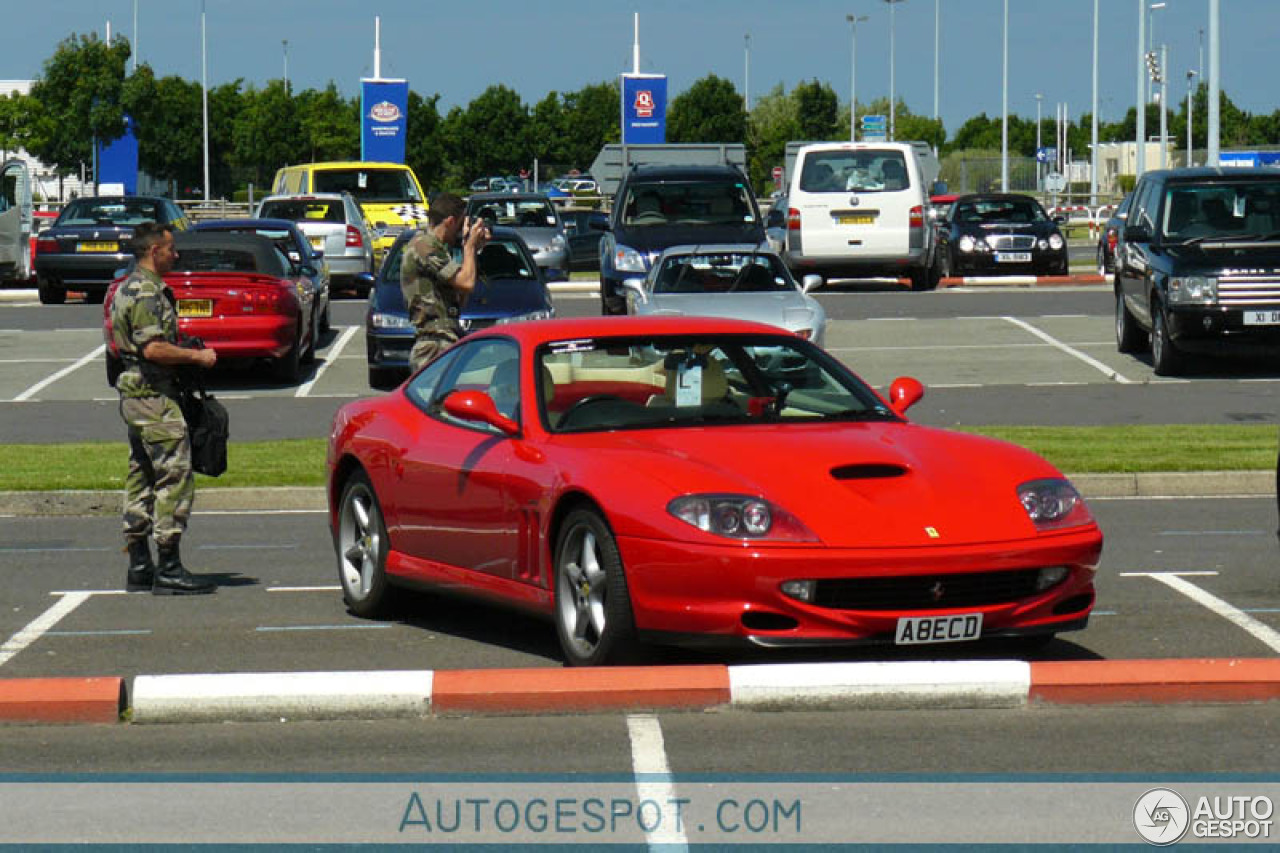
[1134,788,1191,846]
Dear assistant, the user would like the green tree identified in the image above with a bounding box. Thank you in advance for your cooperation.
[442,85,529,185]
[206,80,245,197]
[946,113,1001,153]
[668,74,745,143]
[121,66,203,193]
[793,79,838,141]
[295,83,359,162]
[746,83,801,193]
[27,33,132,176]
[560,81,619,169]
[406,90,445,193]
[529,91,567,167]
[231,80,300,191]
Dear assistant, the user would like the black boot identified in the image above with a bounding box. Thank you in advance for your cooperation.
[125,539,155,592]
[153,542,217,596]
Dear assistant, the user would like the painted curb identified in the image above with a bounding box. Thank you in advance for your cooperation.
[7,659,1280,725]
[941,273,1106,288]
[0,677,125,724]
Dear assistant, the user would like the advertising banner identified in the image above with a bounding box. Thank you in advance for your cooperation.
[361,79,409,163]
[96,115,139,194]
[621,73,667,145]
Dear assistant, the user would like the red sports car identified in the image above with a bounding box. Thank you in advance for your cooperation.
[104,231,317,383]
[327,316,1102,665]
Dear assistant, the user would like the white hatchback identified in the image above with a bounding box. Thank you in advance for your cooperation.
[783,142,941,291]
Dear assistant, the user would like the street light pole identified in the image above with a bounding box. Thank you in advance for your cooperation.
[1159,42,1168,169]
[847,14,868,142]
[282,39,289,93]
[884,0,906,141]
[201,0,209,203]
[1135,0,1146,179]
[1186,69,1197,167]
[1148,2,1166,103]
[743,34,750,112]
[1208,0,1219,165]
[933,0,940,121]
[1000,0,1008,191]
[1090,0,1099,204]
[1036,93,1043,191]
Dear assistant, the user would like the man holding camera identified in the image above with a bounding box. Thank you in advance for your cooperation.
[109,221,218,595]
[400,192,490,372]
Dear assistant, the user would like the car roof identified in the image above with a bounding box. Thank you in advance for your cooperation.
[1145,167,1280,182]
[197,218,301,232]
[282,161,410,170]
[465,314,792,347]
[65,195,171,203]
[625,165,746,181]
[259,192,350,202]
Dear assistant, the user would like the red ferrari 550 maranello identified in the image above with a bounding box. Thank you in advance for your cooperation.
[326,315,1103,665]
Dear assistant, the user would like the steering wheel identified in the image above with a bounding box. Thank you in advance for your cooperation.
[559,394,626,428]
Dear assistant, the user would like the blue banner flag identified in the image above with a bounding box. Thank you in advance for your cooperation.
[621,74,667,144]
[361,79,409,163]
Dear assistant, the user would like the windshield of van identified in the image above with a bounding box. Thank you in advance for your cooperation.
[1161,180,1280,243]
[799,151,911,193]
[313,169,422,203]
[621,182,757,227]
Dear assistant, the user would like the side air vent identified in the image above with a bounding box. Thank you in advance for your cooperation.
[830,463,908,480]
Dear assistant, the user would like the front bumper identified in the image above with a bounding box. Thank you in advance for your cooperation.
[1168,304,1280,356]
[366,326,413,369]
[952,248,1068,275]
[616,529,1101,648]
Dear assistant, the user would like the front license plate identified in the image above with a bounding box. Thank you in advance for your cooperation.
[1244,310,1280,326]
[177,299,213,318]
[894,613,983,645]
[994,252,1031,263]
[835,213,875,226]
[77,241,118,253]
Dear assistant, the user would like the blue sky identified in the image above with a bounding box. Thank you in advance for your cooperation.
[2,1,1272,133]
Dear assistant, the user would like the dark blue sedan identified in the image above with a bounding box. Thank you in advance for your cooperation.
[364,226,555,388]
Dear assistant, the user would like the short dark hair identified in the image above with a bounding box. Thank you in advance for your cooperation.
[132,221,173,258]
[428,192,465,227]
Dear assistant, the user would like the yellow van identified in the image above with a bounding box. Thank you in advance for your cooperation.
[271,161,428,262]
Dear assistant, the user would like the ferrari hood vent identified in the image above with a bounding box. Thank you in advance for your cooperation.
[830,463,909,480]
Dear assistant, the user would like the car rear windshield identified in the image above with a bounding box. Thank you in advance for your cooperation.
[173,247,286,277]
[538,334,892,433]
[260,200,345,223]
[470,199,558,228]
[799,150,911,193]
[653,252,795,294]
[313,169,422,203]
[59,199,162,226]
[621,182,756,227]
[1161,180,1280,242]
[383,237,530,282]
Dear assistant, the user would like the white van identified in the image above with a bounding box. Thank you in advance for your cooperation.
[783,141,941,290]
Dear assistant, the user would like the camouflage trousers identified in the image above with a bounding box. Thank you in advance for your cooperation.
[408,331,459,373]
[119,395,194,548]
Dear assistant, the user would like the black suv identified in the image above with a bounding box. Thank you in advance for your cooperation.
[597,165,764,315]
[1115,167,1280,375]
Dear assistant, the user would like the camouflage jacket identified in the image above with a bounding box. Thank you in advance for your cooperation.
[109,266,182,399]
[400,229,464,340]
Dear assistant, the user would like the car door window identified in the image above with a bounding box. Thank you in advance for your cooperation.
[431,339,522,429]
[404,347,463,411]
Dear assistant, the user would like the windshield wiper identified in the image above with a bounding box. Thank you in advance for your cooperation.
[1222,231,1280,243]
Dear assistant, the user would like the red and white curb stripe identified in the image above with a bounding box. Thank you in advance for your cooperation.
[941,273,1106,287]
[2,658,1279,724]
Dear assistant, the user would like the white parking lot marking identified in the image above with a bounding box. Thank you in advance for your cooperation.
[267,586,342,592]
[1001,316,1132,384]
[1127,571,1280,653]
[12,344,105,401]
[0,591,93,668]
[254,624,392,632]
[627,714,689,851]
[296,325,359,398]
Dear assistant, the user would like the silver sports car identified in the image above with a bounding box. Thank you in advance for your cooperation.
[622,244,827,346]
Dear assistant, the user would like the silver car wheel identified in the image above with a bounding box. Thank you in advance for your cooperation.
[338,479,383,604]
[557,526,608,656]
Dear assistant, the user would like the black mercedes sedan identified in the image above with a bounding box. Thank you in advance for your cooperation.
[935,193,1069,277]
[33,195,191,304]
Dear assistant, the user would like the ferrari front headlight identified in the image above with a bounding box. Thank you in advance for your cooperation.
[668,494,818,542]
[1017,479,1094,531]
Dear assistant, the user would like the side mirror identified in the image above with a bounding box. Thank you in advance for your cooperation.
[442,390,519,436]
[622,278,647,304]
[801,274,823,294]
[1052,214,1067,225]
[1124,223,1151,244]
[887,376,925,416]
[354,272,376,292]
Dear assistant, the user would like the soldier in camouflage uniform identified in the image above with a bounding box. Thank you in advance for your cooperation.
[400,192,489,371]
[110,222,219,595]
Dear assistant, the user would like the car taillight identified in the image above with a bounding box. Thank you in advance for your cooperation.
[36,238,58,254]
[1107,231,1118,252]
[345,226,363,248]
[909,205,925,229]
[234,289,286,313]
[787,207,801,231]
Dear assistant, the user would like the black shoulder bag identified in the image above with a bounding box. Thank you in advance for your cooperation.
[177,339,230,477]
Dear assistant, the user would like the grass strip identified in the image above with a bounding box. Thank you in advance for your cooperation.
[0,425,1275,492]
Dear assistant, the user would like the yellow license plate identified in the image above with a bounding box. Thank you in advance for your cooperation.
[77,241,119,252]
[309,237,324,249]
[835,214,875,226]
[178,299,213,318]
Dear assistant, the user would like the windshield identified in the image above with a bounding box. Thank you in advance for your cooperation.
[953,198,1047,225]
[652,251,796,294]
[172,246,286,276]
[260,199,345,223]
[799,150,911,193]
[539,334,892,433]
[1161,181,1280,242]
[59,199,161,226]
[313,168,422,203]
[621,182,756,227]
[469,199,558,228]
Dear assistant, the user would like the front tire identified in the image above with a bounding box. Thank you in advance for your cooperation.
[554,507,639,666]
[336,470,394,618]
[1115,289,1147,353]
[1151,302,1184,376]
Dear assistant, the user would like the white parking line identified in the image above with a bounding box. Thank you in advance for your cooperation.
[627,714,689,851]
[1001,316,1133,384]
[0,591,93,668]
[11,344,105,401]
[254,624,392,632]
[296,325,359,398]
[1126,571,1280,653]
[267,585,342,592]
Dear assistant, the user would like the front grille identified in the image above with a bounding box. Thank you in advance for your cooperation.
[986,235,1035,250]
[1218,273,1280,306]
[812,568,1043,610]
[461,317,498,333]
